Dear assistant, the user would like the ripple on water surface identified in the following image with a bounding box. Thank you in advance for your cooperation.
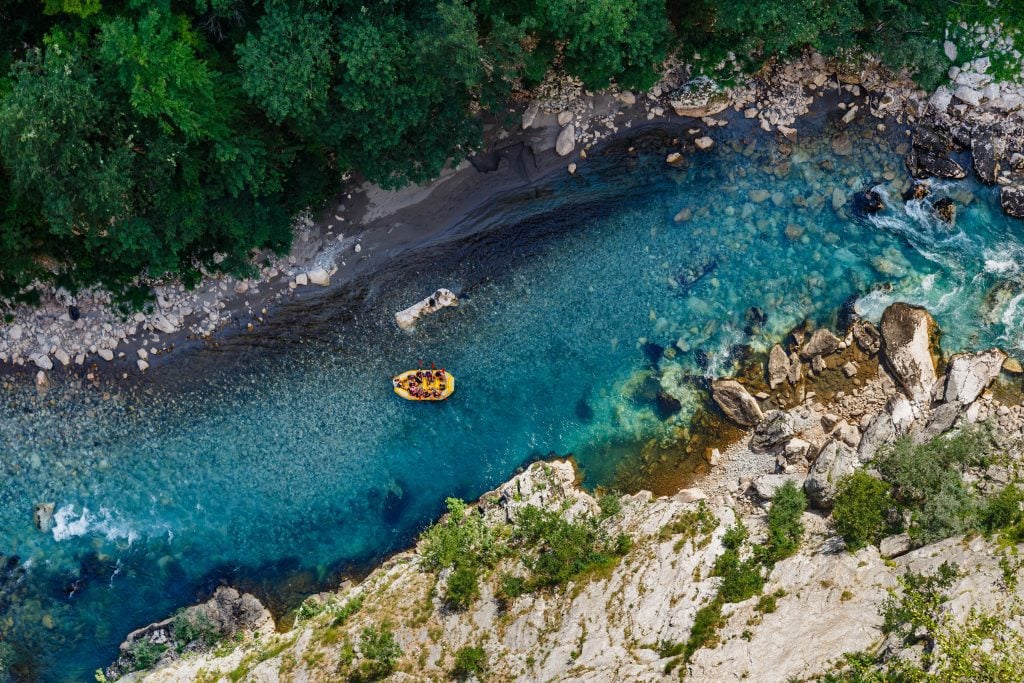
[2,118,1024,680]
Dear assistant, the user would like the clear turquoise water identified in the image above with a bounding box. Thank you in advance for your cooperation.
[2,116,1024,681]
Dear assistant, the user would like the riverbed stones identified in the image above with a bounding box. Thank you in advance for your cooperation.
[395,288,459,330]
[768,344,791,389]
[800,328,840,359]
[879,303,937,405]
[712,379,763,427]
[943,349,1006,405]
[694,136,714,150]
[751,410,795,450]
[555,124,576,156]
[804,439,857,509]
[33,503,55,533]
[831,132,853,155]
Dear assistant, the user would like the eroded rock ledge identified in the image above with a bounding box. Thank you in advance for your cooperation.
[107,304,1023,683]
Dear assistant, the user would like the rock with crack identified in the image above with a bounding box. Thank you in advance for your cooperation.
[804,439,858,508]
[767,344,791,389]
[751,410,795,450]
[879,303,937,405]
[906,149,966,180]
[394,289,459,330]
[971,129,1002,184]
[943,349,1006,405]
[711,379,763,427]
[912,401,963,444]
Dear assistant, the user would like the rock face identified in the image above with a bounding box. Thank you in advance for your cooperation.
[933,197,956,226]
[394,288,458,330]
[804,439,857,508]
[712,380,764,427]
[879,303,937,405]
[852,320,881,354]
[906,150,967,179]
[943,349,1007,405]
[751,410,795,450]
[752,473,804,500]
[971,130,1001,184]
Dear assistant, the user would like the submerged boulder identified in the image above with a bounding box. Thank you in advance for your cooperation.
[33,503,55,533]
[879,303,937,405]
[943,349,1006,405]
[711,379,763,427]
[395,288,459,330]
[933,197,956,226]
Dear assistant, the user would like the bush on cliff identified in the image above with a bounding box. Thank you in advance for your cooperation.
[759,480,807,563]
[833,470,894,551]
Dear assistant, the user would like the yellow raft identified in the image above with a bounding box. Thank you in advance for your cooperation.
[392,369,455,401]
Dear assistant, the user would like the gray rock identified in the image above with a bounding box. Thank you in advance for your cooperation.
[954,85,982,106]
[787,352,803,384]
[555,124,576,157]
[33,503,55,533]
[943,40,957,61]
[752,474,805,500]
[858,412,895,462]
[783,438,811,463]
[851,321,884,356]
[943,349,1007,404]
[929,86,953,113]
[752,410,795,450]
[804,439,858,509]
[522,102,540,130]
[712,379,764,427]
[880,303,937,405]
[768,344,791,389]
[913,401,962,444]
[800,328,840,359]
[906,150,967,180]
[879,533,912,559]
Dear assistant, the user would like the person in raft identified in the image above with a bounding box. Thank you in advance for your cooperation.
[393,370,447,397]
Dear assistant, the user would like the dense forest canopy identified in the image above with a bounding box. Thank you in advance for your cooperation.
[0,0,1020,304]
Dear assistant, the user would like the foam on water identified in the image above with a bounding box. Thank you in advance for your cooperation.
[2,120,1024,681]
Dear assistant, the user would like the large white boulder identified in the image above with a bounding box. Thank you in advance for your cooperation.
[943,349,1006,405]
[394,289,459,330]
[711,379,763,427]
[879,303,937,405]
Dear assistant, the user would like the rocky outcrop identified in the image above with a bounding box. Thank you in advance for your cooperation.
[933,197,956,226]
[394,288,458,330]
[971,129,1002,184]
[751,409,795,450]
[905,150,967,179]
[804,439,858,509]
[712,379,764,427]
[108,587,273,680]
[943,349,1007,404]
[879,303,937,405]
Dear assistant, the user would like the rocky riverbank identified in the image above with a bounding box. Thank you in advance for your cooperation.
[103,301,1024,682]
[7,35,1020,388]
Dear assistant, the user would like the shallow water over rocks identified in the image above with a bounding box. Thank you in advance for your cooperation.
[2,115,1024,680]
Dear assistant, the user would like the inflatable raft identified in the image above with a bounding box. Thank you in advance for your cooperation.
[392,369,455,401]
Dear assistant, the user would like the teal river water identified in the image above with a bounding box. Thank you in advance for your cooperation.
[2,114,1024,681]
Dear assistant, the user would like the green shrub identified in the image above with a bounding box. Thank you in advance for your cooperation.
[682,599,725,664]
[126,639,167,671]
[446,565,480,611]
[511,506,622,589]
[911,478,978,544]
[876,429,991,505]
[450,645,488,680]
[598,491,622,518]
[980,484,1024,534]
[171,610,220,652]
[496,573,526,605]
[420,498,500,572]
[759,481,807,562]
[347,624,402,682]
[833,470,894,551]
